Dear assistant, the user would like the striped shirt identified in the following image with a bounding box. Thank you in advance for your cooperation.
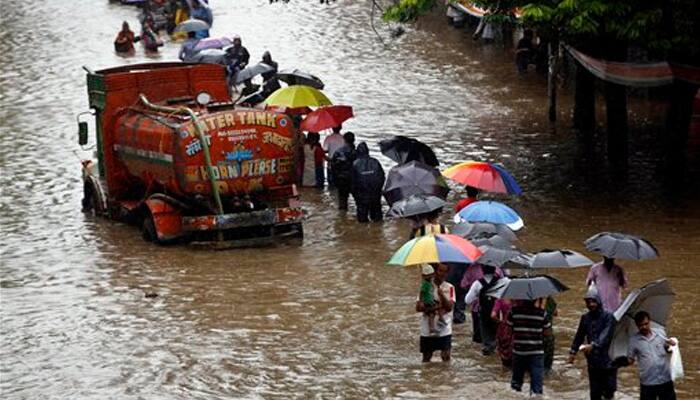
[507,305,551,356]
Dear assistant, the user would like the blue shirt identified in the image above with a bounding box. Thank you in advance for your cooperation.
[627,330,672,386]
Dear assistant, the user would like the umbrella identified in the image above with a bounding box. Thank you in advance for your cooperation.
[387,234,482,266]
[263,104,312,115]
[382,161,450,206]
[490,275,569,300]
[584,232,659,260]
[451,221,517,242]
[387,194,446,218]
[455,200,524,231]
[609,279,674,359]
[470,234,515,249]
[193,36,232,52]
[276,69,325,89]
[265,85,332,108]
[527,249,594,268]
[300,105,354,132]
[235,62,276,84]
[477,245,527,268]
[442,161,522,195]
[379,136,439,167]
[174,19,210,33]
[189,48,226,64]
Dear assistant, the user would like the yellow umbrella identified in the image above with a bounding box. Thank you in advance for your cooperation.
[264,85,332,108]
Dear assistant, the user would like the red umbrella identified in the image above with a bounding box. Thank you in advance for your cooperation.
[300,105,353,132]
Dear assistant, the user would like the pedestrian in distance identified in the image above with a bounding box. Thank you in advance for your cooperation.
[351,142,385,223]
[323,125,345,187]
[416,263,455,363]
[409,209,449,239]
[330,132,356,210]
[114,21,138,54]
[508,298,551,395]
[465,264,502,356]
[178,31,200,61]
[569,285,618,400]
[586,256,628,312]
[301,132,324,188]
[260,51,281,97]
[454,185,480,213]
[189,0,212,38]
[616,311,678,400]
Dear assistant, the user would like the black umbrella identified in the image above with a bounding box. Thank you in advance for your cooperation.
[387,194,446,218]
[490,275,569,300]
[382,161,450,206]
[584,232,659,260]
[276,69,325,89]
[379,136,439,167]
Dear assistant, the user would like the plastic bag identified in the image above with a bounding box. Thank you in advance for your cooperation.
[668,337,684,381]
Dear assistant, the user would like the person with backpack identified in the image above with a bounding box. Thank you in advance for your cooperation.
[351,142,385,223]
[465,264,503,355]
[330,132,356,210]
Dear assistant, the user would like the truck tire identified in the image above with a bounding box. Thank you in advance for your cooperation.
[141,215,159,243]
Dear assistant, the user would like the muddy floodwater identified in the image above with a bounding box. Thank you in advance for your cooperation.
[1,1,699,399]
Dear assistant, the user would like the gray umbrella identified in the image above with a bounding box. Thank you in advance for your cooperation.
[382,161,450,206]
[609,279,674,359]
[476,245,527,268]
[276,69,325,89]
[451,221,517,242]
[585,232,659,260]
[174,19,210,33]
[235,63,276,84]
[189,48,226,64]
[528,249,593,268]
[387,194,446,218]
[471,234,516,249]
[491,275,569,300]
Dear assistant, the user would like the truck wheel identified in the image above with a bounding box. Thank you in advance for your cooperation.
[142,216,158,243]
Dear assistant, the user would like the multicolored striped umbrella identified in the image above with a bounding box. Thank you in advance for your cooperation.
[442,161,522,195]
[387,234,482,266]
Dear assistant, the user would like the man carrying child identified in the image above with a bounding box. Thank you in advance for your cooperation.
[416,263,455,363]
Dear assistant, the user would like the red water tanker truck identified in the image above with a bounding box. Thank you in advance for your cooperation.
[78,62,304,247]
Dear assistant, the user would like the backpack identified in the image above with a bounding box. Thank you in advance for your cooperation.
[331,147,355,182]
[478,277,499,316]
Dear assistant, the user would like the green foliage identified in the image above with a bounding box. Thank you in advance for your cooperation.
[382,0,436,22]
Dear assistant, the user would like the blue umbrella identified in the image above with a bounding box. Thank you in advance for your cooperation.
[455,200,524,231]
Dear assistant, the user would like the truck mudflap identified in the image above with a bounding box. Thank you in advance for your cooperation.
[182,207,303,231]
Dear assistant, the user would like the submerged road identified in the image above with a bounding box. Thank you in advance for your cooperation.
[1,1,699,398]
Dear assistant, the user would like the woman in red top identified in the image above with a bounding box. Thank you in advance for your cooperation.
[454,185,480,212]
[114,21,137,54]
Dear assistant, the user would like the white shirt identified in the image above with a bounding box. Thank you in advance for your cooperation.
[465,273,496,306]
[323,133,344,157]
[419,281,456,337]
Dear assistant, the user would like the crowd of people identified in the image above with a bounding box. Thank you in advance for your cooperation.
[107,2,681,398]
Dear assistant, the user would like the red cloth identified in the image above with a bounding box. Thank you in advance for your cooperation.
[313,145,325,167]
[454,197,477,212]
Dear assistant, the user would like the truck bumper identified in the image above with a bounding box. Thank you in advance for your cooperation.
[181,207,304,246]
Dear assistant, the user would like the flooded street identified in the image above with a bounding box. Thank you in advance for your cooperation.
[1,1,699,398]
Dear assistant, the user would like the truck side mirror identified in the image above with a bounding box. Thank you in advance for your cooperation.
[78,122,88,145]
